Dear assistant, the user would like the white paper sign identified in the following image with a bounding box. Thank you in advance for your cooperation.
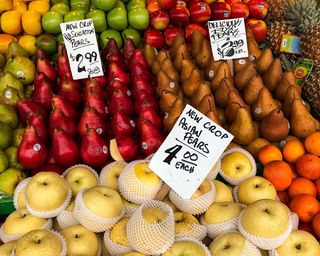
[208,18,248,60]
[149,105,233,199]
[60,19,103,80]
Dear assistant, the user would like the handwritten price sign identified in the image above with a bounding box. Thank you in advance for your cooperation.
[60,19,103,80]
[208,18,248,60]
[149,105,233,199]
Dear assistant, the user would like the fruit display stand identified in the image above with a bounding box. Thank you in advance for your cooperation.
[0,0,320,255]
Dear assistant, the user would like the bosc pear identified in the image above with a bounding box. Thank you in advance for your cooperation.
[275,71,301,101]
[290,99,319,138]
[205,59,222,81]
[246,27,262,59]
[263,58,283,92]
[243,75,265,105]
[252,87,278,120]
[211,61,232,92]
[191,80,211,107]
[182,68,201,97]
[196,94,217,115]
[234,61,257,91]
[229,107,256,145]
[174,44,190,72]
[206,109,221,125]
[170,35,185,60]
[225,90,249,123]
[163,98,184,131]
[195,39,212,69]
[215,77,237,108]
[143,44,157,67]
[156,70,179,96]
[256,48,273,75]
[151,50,168,74]
[282,85,302,118]
[161,58,179,82]
[233,57,252,73]
[191,30,204,58]
[180,59,196,82]
[159,90,179,113]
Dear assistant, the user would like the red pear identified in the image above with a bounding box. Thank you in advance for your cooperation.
[139,107,162,129]
[36,58,56,82]
[111,112,136,137]
[107,80,132,99]
[131,76,154,97]
[57,44,70,79]
[78,106,108,137]
[34,72,48,91]
[108,88,134,115]
[100,38,121,59]
[16,99,48,126]
[49,108,77,137]
[128,62,154,83]
[32,77,53,110]
[29,112,49,144]
[34,48,51,62]
[123,38,136,63]
[51,95,78,121]
[105,53,127,71]
[107,62,130,87]
[135,89,158,113]
[17,125,47,169]
[58,75,82,106]
[83,79,107,100]
[115,135,138,162]
[84,87,108,118]
[130,49,149,68]
[31,164,64,176]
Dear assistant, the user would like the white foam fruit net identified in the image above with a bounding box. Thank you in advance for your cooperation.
[99,161,127,189]
[218,148,257,186]
[0,217,52,243]
[126,200,175,255]
[13,177,31,210]
[118,160,163,204]
[73,189,124,233]
[56,203,80,230]
[291,212,299,230]
[238,211,293,250]
[200,215,240,239]
[123,203,139,217]
[169,180,216,215]
[210,231,262,256]
[103,229,132,256]
[175,223,207,241]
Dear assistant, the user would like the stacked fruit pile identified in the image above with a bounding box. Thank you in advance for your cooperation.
[1,147,320,255]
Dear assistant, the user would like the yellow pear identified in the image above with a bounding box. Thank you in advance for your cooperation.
[195,38,212,69]
[211,61,232,92]
[234,61,257,91]
[156,70,179,96]
[243,75,265,105]
[252,87,278,120]
[229,107,256,145]
[170,35,185,60]
[191,29,205,58]
[256,48,274,75]
[205,59,222,81]
[263,58,283,92]
[163,98,184,131]
[191,80,211,106]
[290,99,319,138]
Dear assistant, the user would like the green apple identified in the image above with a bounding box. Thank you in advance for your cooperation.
[70,0,90,7]
[127,0,146,11]
[71,3,89,14]
[128,8,149,30]
[51,0,69,5]
[0,150,8,173]
[92,0,117,11]
[36,34,58,55]
[100,29,123,49]
[107,7,128,31]
[42,11,64,34]
[50,3,70,16]
[121,28,141,47]
[86,9,107,33]
[64,11,85,22]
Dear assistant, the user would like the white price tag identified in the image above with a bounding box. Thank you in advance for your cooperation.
[60,19,104,80]
[208,18,248,60]
[149,105,233,199]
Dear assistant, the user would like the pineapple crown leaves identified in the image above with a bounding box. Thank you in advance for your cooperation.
[284,0,320,34]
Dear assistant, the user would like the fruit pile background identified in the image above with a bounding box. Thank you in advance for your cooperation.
[0,0,319,255]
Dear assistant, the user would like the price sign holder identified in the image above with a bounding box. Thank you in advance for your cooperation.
[208,18,248,61]
[60,19,104,80]
[149,104,233,200]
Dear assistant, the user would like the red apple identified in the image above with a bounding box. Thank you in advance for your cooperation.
[185,23,208,42]
[231,2,249,19]
[246,18,267,43]
[147,0,161,13]
[225,0,242,5]
[150,10,170,30]
[189,1,211,23]
[159,0,177,9]
[169,5,190,27]
[247,0,268,19]
[144,27,165,48]
[164,25,185,46]
[211,1,231,20]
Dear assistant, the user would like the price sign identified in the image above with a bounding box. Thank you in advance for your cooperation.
[60,19,103,80]
[149,105,233,199]
[208,18,248,60]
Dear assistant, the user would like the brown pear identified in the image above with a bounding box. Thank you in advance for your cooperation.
[170,35,185,60]
[162,58,179,82]
[252,87,278,120]
[215,77,237,107]
[157,50,169,63]
[290,99,319,138]
[256,48,274,75]
[244,138,270,159]
[205,59,222,81]
[234,61,257,91]
[191,80,211,107]
[243,75,265,105]
[275,72,301,101]
[143,44,157,67]
[196,94,217,115]
[151,59,161,74]
[263,58,283,92]
[181,59,196,82]
[156,70,179,96]
[183,97,190,106]
[253,121,260,138]
[159,90,179,113]
[282,85,302,118]
[211,61,232,92]
[174,44,190,71]
[225,90,248,123]
[233,57,252,73]
[216,107,226,125]
[284,70,298,86]
[229,107,256,145]
[195,38,212,69]
[259,109,290,142]
[182,68,201,97]
[246,27,262,59]
[206,110,221,125]
[163,98,184,131]
[191,29,204,58]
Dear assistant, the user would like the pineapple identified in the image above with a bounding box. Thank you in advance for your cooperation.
[266,22,294,55]
[265,0,286,21]
[301,24,320,72]
[302,71,320,119]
